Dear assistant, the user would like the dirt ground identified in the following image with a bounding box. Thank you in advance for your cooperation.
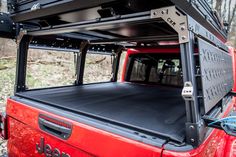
[0,58,15,156]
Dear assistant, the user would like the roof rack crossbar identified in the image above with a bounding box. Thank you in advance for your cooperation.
[27,11,153,36]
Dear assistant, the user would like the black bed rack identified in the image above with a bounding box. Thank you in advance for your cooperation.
[3,0,227,42]
[3,0,232,149]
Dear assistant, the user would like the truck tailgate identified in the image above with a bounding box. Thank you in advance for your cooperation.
[7,99,163,157]
[8,117,92,157]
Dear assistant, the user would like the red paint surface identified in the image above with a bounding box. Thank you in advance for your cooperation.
[162,98,236,157]
[229,47,236,92]
[7,99,163,157]
[7,98,236,157]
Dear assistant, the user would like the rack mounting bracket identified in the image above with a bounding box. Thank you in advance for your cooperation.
[151,6,189,43]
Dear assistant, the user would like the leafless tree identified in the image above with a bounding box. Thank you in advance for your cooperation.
[208,0,236,46]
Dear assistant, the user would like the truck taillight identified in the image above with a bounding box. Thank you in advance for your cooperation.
[0,112,8,140]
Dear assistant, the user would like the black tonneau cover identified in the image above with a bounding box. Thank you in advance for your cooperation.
[17,83,186,142]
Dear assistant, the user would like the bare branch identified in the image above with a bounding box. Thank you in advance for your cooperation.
[227,0,232,22]
[215,0,223,16]
[222,0,227,19]
[228,4,236,31]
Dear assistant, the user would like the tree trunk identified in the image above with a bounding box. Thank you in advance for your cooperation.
[1,0,7,12]
[215,0,223,16]
[227,5,236,32]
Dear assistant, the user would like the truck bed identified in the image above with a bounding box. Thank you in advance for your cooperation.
[17,82,186,142]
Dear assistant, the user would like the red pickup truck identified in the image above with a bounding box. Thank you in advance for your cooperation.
[1,0,236,156]
[0,46,235,157]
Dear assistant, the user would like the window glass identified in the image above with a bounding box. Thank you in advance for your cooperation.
[117,51,127,82]
[156,59,182,86]
[130,59,146,81]
[26,49,76,89]
[129,54,183,86]
[83,53,113,84]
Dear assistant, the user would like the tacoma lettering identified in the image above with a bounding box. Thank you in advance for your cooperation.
[36,137,70,157]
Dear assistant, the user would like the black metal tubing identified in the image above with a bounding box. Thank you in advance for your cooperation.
[27,11,154,36]
[28,45,80,53]
[9,0,116,22]
[180,31,202,146]
[111,46,124,82]
[180,31,199,123]
[15,35,31,93]
[75,41,90,85]
[90,35,178,44]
